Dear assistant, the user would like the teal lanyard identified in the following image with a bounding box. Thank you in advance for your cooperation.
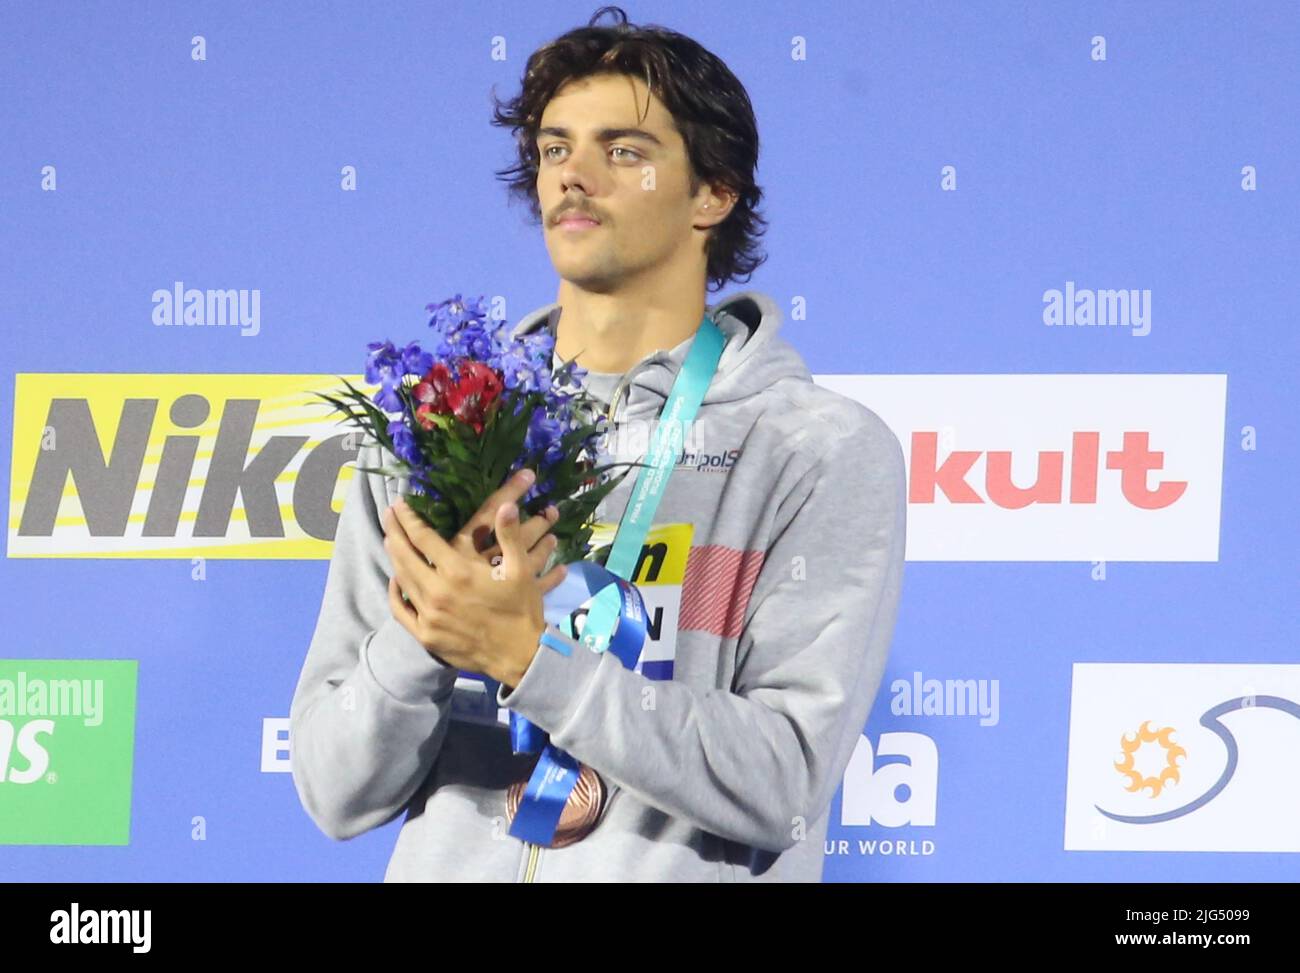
[578,313,726,652]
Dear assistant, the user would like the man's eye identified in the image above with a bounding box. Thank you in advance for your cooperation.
[540,145,640,162]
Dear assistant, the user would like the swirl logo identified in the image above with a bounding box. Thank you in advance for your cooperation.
[1095,696,1300,825]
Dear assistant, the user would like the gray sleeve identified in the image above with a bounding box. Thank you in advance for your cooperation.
[289,441,462,840]
[496,410,908,854]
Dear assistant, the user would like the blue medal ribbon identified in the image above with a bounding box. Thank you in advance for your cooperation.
[501,312,727,847]
[502,562,648,845]
[503,559,648,756]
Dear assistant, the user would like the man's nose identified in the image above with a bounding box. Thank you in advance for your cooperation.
[558,143,602,196]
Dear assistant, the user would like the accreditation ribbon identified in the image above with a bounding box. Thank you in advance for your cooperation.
[498,311,727,848]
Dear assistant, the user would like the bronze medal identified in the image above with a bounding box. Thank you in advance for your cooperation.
[506,763,607,848]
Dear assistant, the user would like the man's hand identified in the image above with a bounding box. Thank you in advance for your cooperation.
[448,467,561,571]
[381,470,569,688]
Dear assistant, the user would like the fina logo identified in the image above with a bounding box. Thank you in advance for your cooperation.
[840,731,938,827]
[1096,696,1300,825]
[830,732,938,857]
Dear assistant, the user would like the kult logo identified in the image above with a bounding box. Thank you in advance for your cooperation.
[0,662,137,846]
[910,430,1186,509]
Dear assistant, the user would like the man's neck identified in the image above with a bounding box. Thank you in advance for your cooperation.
[552,279,706,374]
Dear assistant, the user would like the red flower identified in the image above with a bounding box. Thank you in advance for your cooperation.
[412,362,457,430]
[412,359,504,435]
[413,362,455,408]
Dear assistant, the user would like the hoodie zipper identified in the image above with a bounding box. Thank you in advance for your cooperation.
[605,366,638,425]
[518,320,682,885]
[519,785,620,881]
[522,841,541,882]
[516,383,624,887]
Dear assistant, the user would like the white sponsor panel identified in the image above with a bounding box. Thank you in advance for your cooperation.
[813,374,1225,561]
[1064,663,1300,852]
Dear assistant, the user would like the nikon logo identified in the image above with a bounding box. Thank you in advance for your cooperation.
[8,374,370,559]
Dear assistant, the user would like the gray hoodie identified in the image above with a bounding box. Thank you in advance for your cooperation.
[289,290,908,882]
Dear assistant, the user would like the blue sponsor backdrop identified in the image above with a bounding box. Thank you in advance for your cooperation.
[1,1,1296,880]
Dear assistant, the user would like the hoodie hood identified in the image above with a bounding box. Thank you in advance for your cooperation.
[510,290,811,423]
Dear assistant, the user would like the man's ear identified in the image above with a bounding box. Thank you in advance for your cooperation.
[694,183,738,230]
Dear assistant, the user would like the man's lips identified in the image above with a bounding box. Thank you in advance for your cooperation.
[555,213,601,227]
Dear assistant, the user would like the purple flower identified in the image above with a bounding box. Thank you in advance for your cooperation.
[487,320,515,357]
[388,419,422,466]
[522,477,556,506]
[441,322,493,362]
[407,470,441,500]
[365,340,404,386]
[373,383,404,414]
[367,340,431,414]
[500,347,551,393]
[566,360,588,384]
[525,405,566,466]
[426,293,489,333]
[401,341,434,377]
[526,331,556,361]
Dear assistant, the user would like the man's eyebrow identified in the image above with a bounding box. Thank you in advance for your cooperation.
[536,126,664,146]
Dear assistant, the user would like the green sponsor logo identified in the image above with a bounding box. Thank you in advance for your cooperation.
[0,660,138,845]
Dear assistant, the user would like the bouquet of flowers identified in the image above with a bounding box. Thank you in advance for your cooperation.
[312,292,665,848]
[313,293,638,568]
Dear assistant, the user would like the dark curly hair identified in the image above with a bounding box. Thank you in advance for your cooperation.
[490,5,768,293]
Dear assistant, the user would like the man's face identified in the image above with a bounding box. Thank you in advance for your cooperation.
[535,72,707,291]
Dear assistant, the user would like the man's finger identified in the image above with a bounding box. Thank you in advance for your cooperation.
[459,468,537,550]
[483,533,558,585]
[390,498,457,569]
[480,504,557,563]
[494,499,529,575]
[388,576,418,629]
[383,504,444,605]
[537,561,568,597]
[387,577,461,669]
